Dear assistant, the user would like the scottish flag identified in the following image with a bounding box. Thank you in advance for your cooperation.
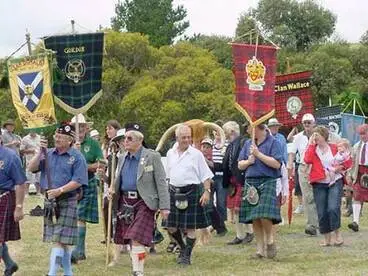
[17,72,43,112]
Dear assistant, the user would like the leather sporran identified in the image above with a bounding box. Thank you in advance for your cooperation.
[243,185,259,205]
[117,204,135,224]
[360,174,368,189]
[174,193,188,210]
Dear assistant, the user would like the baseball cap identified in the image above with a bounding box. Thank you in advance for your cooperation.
[302,113,315,122]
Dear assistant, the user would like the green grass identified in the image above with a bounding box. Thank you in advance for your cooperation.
[4,196,368,275]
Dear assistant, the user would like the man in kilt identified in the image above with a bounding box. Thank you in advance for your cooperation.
[110,123,169,276]
[0,132,26,276]
[238,124,283,259]
[70,114,103,263]
[163,124,213,266]
[28,123,88,276]
[347,124,368,232]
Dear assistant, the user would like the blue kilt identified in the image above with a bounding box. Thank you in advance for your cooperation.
[43,194,78,245]
[78,178,99,223]
[239,177,281,225]
[163,184,212,229]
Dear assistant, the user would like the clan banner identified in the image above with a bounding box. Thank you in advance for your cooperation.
[341,113,366,145]
[7,54,57,129]
[232,44,277,126]
[44,33,104,114]
[274,71,314,127]
[315,105,342,132]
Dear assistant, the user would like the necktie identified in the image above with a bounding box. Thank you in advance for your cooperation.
[361,143,367,165]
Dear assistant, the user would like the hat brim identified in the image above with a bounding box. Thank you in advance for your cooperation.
[3,123,15,127]
[268,123,283,127]
[111,135,125,142]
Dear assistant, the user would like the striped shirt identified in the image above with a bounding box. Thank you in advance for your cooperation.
[212,142,228,176]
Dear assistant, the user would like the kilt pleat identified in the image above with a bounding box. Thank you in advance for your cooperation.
[114,196,155,247]
[78,178,99,223]
[43,195,78,245]
[163,184,212,229]
[239,178,281,224]
[0,191,20,242]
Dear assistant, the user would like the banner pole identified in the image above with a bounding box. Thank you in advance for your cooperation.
[25,31,32,56]
[71,19,76,34]
[353,99,356,115]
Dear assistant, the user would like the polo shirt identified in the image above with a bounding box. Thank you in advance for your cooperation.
[0,146,27,190]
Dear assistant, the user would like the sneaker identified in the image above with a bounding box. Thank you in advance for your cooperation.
[293,205,304,214]
[305,226,317,236]
[348,222,359,232]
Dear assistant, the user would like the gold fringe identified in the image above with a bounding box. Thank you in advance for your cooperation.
[54,90,103,115]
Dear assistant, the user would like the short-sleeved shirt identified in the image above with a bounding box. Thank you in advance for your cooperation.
[238,133,283,178]
[20,134,41,165]
[2,130,21,154]
[120,148,142,191]
[80,135,103,179]
[39,147,88,190]
[166,145,214,187]
[289,131,309,164]
[0,146,27,190]
[274,133,288,165]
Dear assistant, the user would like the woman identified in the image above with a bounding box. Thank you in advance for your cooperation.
[304,126,352,246]
[238,124,283,259]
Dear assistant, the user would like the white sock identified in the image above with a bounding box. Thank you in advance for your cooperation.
[353,201,362,224]
[234,213,246,239]
[130,246,146,273]
[245,223,253,234]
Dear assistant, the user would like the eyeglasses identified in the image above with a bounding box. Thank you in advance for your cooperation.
[124,136,134,142]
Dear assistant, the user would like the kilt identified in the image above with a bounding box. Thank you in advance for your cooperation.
[163,184,212,229]
[78,178,99,223]
[114,196,155,247]
[226,176,243,210]
[353,166,368,202]
[43,195,78,245]
[0,191,20,242]
[239,177,281,225]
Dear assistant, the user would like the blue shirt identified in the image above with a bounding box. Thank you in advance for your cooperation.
[120,148,142,191]
[274,133,288,164]
[238,133,283,178]
[40,147,88,190]
[0,146,27,190]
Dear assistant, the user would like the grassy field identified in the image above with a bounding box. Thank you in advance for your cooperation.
[3,195,368,276]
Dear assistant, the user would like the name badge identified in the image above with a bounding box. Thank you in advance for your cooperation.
[144,165,153,172]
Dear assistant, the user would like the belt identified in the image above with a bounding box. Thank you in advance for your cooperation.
[122,191,141,199]
[169,184,197,193]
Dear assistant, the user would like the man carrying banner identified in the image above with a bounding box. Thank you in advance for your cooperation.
[0,131,26,276]
[70,114,103,263]
[28,123,88,276]
[347,124,368,232]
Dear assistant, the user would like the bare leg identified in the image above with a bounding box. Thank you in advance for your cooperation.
[252,219,265,256]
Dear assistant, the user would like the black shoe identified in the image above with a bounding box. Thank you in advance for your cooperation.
[4,263,18,276]
[71,254,78,264]
[227,237,244,245]
[305,226,317,236]
[243,233,254,244]
[348,222,359,232]
[216,228,228,237]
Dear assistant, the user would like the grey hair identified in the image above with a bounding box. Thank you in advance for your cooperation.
[175,124,191,137]
[128,130,144,141]
[222,121,240,135]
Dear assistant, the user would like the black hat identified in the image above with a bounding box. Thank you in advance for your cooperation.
[124,123,144,134]
[56,122,75,137]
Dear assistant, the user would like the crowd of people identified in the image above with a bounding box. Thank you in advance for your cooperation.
[0,113,367,276]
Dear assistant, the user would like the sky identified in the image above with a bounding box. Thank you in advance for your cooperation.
[0,0,367,57]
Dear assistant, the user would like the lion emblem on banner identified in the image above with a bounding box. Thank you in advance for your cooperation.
[245,56,266,91]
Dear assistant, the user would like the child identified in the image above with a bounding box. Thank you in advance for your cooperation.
[327,139,352,186]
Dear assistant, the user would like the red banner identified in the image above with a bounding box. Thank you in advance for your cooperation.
[275,71,314,127]
[232,43,277,126]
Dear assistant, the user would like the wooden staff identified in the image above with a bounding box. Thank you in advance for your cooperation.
[97,158,107,241]
[106,142,118,267]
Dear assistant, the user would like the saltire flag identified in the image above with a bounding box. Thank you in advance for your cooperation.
[274,71,314,127]
[44,33,104,114]
[341,113,366,145]
[7,54,57,129]
[232,43,277,126]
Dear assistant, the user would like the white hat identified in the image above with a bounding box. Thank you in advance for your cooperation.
[90,129,99,137]
[302,113,315,122]
[71,114,93,126]
[267,118,283,127]
[201,137,213,146]
[112,128,126,142]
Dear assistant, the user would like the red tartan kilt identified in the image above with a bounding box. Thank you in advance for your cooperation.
[226,177,243,210]
[353,166,368,202]
[0,191,20,242]
[114,196,155,247]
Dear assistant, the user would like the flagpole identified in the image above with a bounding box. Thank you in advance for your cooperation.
[25,31,32,56]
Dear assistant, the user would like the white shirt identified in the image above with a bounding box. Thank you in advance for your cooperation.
[166,145,214,187]
[289,132,309,164]
[20,134,40,164]
[360,142,368,166]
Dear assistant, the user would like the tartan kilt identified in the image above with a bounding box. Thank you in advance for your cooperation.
[353,166,368,202]
[43,195,78,245]
[114,196,155,247]
[78,178,99,223]
[239,178,281,225]
[0,191,20,242]
[162,184,212,229]
[226,176,243,210]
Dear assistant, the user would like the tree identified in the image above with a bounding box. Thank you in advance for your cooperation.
[111,0,189,47]
[360,30,368,45]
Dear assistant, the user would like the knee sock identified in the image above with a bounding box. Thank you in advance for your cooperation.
[2,243,15,268]
[130,245,146,274]
[48,247,65,276]
[170,229,186,249]
[73,225,86,257]
[234,213,246,239]
[353,201,362,224]
[62,248,73,276]
[245,223,254,234]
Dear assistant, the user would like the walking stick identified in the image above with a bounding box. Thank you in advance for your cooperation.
[97,159,107,241]
[106,142,118,267]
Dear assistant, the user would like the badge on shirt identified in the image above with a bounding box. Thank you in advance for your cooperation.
[144,165,153,172]
[67,156,76,165]
[0,160,4,170]
[84,145,90,153]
